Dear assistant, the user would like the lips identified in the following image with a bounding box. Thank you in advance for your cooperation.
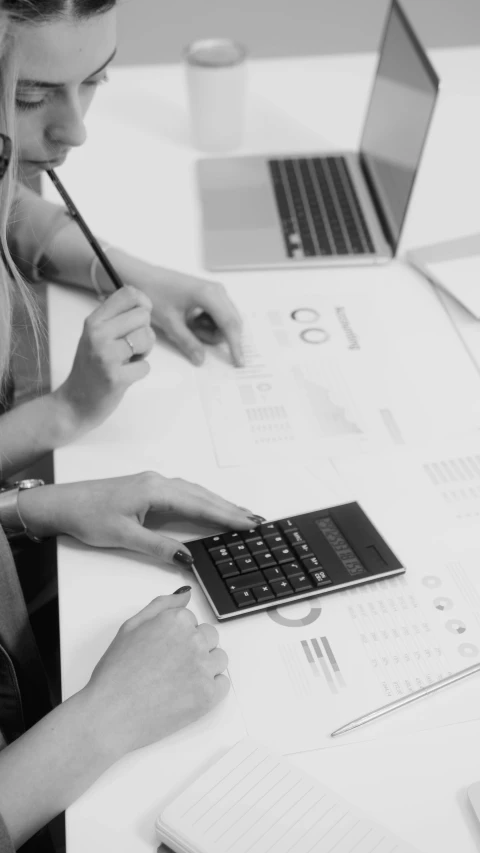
[26,152,68,168]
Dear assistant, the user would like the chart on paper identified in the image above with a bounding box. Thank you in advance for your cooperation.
[221,547,480,754]
[333,437,480,530]
[198,284,480,467]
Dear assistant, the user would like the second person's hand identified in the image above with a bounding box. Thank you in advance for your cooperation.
[82,588,230,757]
[17,472,265,566]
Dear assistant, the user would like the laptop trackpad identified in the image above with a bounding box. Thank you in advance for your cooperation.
[202,187,275,231]
[197,157,286,268]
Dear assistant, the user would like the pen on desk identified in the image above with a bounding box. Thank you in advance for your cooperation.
[331,661,480,738]
[46,169,124,292]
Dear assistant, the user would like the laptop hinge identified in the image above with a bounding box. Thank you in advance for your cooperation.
[359,154,396,255]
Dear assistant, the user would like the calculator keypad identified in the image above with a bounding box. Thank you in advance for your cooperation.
[200,519,332,609]
[188,503,405,620]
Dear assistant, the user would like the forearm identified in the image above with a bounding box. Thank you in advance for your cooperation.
[41,219,158,299]
[0,391,80,479]
[0,689,116,848]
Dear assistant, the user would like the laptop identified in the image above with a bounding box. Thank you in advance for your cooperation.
[196,0,440,271]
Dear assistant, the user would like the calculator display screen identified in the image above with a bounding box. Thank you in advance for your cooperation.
[316,516,366,577]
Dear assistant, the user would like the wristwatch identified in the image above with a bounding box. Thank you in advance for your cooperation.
[0,479,45,542]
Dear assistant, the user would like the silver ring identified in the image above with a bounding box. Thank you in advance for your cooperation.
[125,335,135,357]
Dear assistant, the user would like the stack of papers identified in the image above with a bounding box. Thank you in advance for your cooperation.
[408,234,480,319]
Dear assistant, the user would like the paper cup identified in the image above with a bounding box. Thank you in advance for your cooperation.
[184,39,247,152]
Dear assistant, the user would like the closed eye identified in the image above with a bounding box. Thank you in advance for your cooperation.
[16,74,110,111]
[16,90,53,111]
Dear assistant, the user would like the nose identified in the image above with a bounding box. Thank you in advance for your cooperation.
[46,94,87,150]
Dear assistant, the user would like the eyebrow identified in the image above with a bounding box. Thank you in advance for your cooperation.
[17,47,117,90]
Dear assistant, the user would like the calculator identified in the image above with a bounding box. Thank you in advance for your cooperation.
[187,502,404,620]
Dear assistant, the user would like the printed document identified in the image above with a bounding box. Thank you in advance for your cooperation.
[219,442,480,754]
[197,276,480,467]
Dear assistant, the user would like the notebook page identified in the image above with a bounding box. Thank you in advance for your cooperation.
[157,739,420,853]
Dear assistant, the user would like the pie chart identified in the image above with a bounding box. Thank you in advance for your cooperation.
[291,308,320,323]
[268,603,322,628]
[459,643,479,658]
[446,619,467,635]
[434,597,453,612]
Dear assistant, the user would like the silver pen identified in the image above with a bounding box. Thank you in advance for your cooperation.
[331,661,480,738]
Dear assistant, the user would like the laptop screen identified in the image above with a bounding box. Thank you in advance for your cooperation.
[360,0,439,251]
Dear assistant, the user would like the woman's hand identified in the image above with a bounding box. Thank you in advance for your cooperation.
[83,588,229,757]
[17,472,264,565]
[149,269,244,367]
[100,253,244,367]
[53,286,154,434]
[0,590,229,849]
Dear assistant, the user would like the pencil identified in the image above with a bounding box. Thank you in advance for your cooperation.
[46,169,124,292]
[331,661,480,737]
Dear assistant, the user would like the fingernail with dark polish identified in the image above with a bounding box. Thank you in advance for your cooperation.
[174,585,192,595]
[174,550,194,566]
[248,515,267,524]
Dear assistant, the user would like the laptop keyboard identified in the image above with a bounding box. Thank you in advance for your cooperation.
[268,156,375,259]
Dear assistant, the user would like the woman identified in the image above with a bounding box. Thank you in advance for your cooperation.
[6,0,245,370]
[0,12,250,851]
[0,2,264,563]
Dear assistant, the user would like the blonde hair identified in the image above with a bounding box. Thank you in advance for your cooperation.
[0,17,42,400]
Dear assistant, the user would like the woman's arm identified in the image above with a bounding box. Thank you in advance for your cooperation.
[0,589,229,848]
[13,185,243,366]
[0,690,114,848]
[0,390,84,478]
[0,287,153,480]
[17,472,261,562]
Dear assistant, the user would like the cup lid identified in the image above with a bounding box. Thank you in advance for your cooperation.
[184,39,246,68]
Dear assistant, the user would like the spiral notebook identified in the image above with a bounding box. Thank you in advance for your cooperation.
[155,739,420,853]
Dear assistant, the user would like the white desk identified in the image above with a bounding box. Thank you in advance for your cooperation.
[46,48,480,853]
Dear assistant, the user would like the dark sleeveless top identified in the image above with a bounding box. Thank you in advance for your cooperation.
[0,526,55,851]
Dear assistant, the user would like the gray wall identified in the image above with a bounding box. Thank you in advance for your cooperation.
[116,0,480,66]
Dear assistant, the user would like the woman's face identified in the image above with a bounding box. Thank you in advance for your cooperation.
[15,10,117,179]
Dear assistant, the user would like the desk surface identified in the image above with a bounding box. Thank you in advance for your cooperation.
[46,47,480,853]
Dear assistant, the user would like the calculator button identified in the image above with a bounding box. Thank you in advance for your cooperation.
[256,552,277,569]
[229,543,249,559]
[264,533,285,549]
[285,530,305,546]
[227,571,264,592]
[290,573,313,592]
[264,566,285,583]
[259,523,278,536]
[204,535,224,551]
[294,543,314,559]
[282,562,303,578]
[254,585,275,603]
[236,556,258,573]
[278,519,298,533]
[217,560,238,579]
[233,589,255,608]
[223,531,243,546]
[302,556,322,572]
[248,538,268,555]
[270,579,293,597]
[244,529,262,543]
[210,546,230,564]
[311,570,332,587]
[272,546,295,564]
